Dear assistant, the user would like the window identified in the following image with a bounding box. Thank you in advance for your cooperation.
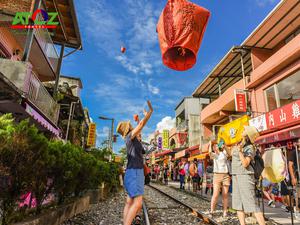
[264,69,300,111]
[265,86,278,111]
[277,70,300,107]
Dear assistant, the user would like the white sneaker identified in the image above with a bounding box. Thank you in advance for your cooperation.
[270,203,276,208]
[268,200,273,206]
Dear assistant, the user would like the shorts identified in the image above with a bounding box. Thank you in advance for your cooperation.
[280,180,289,196]
[124,169,144,198]
[213,173,230,187]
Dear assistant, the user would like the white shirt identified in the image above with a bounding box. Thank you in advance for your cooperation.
[211,151,229,174]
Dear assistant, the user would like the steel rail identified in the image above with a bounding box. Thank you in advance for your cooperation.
[147,184,219,225]
[142,201,151,225]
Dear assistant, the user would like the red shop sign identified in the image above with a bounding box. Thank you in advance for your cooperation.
[234,89,247,112]
[266,99,300,130]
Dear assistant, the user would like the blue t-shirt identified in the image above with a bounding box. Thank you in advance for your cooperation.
[126,132,144,169]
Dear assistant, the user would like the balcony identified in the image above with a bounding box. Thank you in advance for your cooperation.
[0,58,60,125]
[8,26,59,81]
[176,120,188,132]
[34,28,59,73]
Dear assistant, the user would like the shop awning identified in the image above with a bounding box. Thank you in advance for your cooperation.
[174,149,186,159]
[25,103,60,137]
[256,124,300,145]
[188,153,209,162]
[155,150,172,158]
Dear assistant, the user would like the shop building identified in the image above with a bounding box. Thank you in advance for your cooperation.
[192,0,300,150]
[0,0,82,137]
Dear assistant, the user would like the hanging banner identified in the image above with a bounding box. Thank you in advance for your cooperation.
[87,123,96,147]
[162,130,169,149]
[234,89,247,112]
[266,99,300,130]
[249,114,267,132]
[158,136,162,150]
[218,115,250,145]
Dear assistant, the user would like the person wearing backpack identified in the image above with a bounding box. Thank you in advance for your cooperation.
[189,158,199,192]
[226,126,266,225]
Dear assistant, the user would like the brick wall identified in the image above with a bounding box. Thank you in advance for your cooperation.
[0,0,33,15]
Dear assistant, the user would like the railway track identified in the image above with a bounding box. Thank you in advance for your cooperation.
[144,185,219,225]
[148,183,280,225]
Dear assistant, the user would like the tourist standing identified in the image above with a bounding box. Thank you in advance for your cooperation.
[205,160,214,195]
[227,126,265,225]
[179,160,185,189]
[189,159,199,192]
[117,100,153,225]
[208,140,230,217]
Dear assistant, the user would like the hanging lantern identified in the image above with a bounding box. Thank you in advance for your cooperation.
[157,0,210,71]
[121,46,126,53]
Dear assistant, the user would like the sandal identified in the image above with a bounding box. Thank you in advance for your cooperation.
[133,215,142,225]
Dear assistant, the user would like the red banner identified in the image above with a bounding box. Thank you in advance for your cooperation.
[234,89,247,112]
[266,100,300,130]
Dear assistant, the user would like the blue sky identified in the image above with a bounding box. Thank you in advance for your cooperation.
[60,0,280,152]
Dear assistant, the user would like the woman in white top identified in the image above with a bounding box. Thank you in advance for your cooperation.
[208,140,230,217]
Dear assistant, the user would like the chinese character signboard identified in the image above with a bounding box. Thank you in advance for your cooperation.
[162,130,169,149]
[249,114,267,132]
[157,136,162,150]
[234,89,247,112]
[87,123,96,147]
[266,100,300,130]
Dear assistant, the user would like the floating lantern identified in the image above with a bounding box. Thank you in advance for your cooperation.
[121,46,126,53]
[133,114,139,122]
[157,0,210,71]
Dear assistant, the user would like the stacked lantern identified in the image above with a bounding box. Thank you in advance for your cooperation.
[157,0,210,71]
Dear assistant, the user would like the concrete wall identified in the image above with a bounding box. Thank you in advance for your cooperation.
[14,185,111,225]
[14,196,90,225]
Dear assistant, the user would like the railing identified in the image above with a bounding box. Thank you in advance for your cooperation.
[34,28,59,72]
[27,71,60,124]
[0,58,59,125]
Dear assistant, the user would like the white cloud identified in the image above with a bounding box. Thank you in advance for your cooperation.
[147,79,160,95]
[96,126,110,138]
[156,116,175,133]
[255,0,277,7]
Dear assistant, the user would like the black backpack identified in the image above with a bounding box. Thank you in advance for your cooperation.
[251,151,264,180]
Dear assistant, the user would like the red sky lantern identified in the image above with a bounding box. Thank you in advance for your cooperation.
[157,0,210,71]
[133,114,139,122]
[121,46,126,53]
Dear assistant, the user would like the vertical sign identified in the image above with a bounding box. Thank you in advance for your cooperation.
[87,123,96,147]
[234,89,247,112]
[158,136,162,150]
[162,130,169,149]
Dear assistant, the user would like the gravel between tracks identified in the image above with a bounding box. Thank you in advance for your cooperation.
[62,191,126,225]
[144,186,204,225]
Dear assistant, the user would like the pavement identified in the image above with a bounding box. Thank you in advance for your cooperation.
[165,180,300,225]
